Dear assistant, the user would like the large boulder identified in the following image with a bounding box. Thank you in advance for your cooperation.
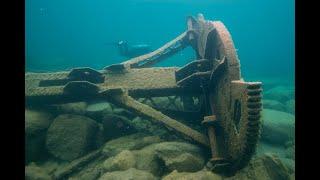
[99,168,157,180]
[263,99,286,112]
[261,109,295,145]
[46,114,100,161]
[225,154,291,180]
[25,163,52,180]
[163,169,222,180]
[102,133,163,157]
[25,109,53,163]
[264,86,294,103]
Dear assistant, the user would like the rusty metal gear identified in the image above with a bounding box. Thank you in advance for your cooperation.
[204,21,262,173]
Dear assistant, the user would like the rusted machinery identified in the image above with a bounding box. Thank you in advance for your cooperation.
[25,14,262,174]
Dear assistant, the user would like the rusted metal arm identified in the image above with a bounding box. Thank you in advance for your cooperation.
[122,32,189,68]
[108,90,210,147]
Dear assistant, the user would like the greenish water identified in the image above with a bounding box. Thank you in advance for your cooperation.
[25,0,294,85]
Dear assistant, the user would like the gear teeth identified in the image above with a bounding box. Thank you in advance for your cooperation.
[231,82,263,172]
[247,88,262,96]
[248,108,262,115]
[247,102,262,109]
[247,120,260,126]
[248,114,261,120]
[247,83,262,89]
[247,95,262,102]
[246,127,260,134]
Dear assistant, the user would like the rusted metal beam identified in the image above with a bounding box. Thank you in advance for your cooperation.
[108,90,210,147]
[122,32,189,68]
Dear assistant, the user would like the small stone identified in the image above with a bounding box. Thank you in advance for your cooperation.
[86,101,113,113]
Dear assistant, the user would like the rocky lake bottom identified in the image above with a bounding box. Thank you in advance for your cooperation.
[25,80,295,180]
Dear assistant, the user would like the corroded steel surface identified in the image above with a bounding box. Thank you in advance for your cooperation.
[122,32,188,68]
[104,68,178,90]
[25,67,182,99]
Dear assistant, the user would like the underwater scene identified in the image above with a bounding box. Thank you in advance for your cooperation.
[25,0,295,180]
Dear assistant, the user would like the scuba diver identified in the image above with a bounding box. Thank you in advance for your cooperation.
[105,40,152,58]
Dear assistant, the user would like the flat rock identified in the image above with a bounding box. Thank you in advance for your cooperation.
[87,101,113,112]
[99,168,157,180]
[85,101,114,120]
[46,114,100,161]
[162,169,222,180]
[102,133,163,157]
[261,109,295,145]
[263,99,286,112]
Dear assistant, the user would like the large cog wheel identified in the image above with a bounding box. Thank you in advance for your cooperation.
[204,21,262,173]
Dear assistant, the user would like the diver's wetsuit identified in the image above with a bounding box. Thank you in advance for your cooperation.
[117,41,152,58]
